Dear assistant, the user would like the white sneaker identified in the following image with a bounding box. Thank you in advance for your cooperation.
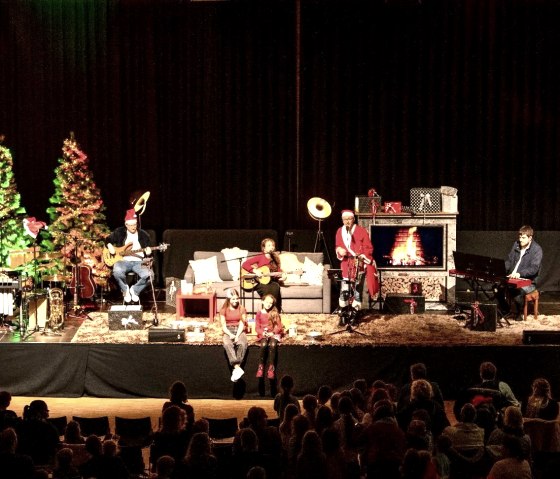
[352,300,361,310]
[123,287,131,303]
[130,286,139,302]
[231,367,244,382]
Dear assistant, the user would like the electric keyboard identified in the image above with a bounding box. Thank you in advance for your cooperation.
[449,269,531,288]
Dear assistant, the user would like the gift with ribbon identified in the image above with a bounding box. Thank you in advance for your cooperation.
[410,188,442,213]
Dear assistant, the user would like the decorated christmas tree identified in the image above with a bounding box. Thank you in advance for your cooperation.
[45,133,111,286]
[0,135,30,268]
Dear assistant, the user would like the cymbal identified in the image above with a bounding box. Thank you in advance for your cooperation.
[42,274,71,282]
[307,197,332,221]
[37,251,63,261]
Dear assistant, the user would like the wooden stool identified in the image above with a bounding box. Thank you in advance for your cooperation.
[523,290,539,321]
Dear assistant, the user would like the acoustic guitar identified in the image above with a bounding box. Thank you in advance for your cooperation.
[241,265,303,290]
[103,243,169,267]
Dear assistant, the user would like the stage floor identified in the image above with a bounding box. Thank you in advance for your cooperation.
[1,291,559,400]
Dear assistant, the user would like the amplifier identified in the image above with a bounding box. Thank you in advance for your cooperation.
[383,294,426,314]
[108,305,143,330]
[522,330,560,345]
[148,328,185,343]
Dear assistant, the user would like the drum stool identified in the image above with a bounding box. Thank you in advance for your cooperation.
[523,290,539,321]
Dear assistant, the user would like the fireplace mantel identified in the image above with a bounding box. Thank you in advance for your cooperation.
[357,212,458,307]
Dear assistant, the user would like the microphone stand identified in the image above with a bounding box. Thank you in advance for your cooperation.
[144,258,159,326]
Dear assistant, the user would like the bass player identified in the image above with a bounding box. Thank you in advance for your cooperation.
[242,238,286,311]
[105,209,153,303]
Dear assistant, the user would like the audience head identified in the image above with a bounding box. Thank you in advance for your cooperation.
[292,414,310,437]
[479,361,497,381]
[192,418,210,435]
[169,380,188,403]
[247,466,267,479]
[300,430,322,457]
[317,385,332,405]
[85,434,103,456]
[349,387,365,410]
[410,362,428,380]
[280,374,295,392]
[240,427,259,453]
[460,403,477,423]
[315,405,334,432]
[411,408,432,431]
[338,396,354,415]
[410,379,433,401]
[531,377,552,399]
[503,405,524,430]
[372,400,396,422]
[247,406,268,429]
[161,405,186,433]
[283,403,299,424]
[400,448,432,478]
[55,447,74,470]
[23,399,49,420]
[0,427,17,454]
[186,432,213,461]
[353,378,367,395]
[330,392,341,413]
[103,439,119,457]
[156,455,175,477]
[64,420,84,444]
[0,390,12,409]
[302,394,318,412]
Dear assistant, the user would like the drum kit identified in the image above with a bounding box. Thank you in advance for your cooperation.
[0,247,75,338]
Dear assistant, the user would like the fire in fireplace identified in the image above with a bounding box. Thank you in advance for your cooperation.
[370,225,446,270]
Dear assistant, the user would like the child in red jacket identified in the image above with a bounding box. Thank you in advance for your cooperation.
[255,294,284,379]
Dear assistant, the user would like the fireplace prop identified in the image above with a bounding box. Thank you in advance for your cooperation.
[370,225,446,271]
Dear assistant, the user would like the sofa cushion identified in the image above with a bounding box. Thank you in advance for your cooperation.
[189,255,223,284]
[221,247,249,281]
[279,252,305,284]
[301,256,324,286]
[193,251,231,281]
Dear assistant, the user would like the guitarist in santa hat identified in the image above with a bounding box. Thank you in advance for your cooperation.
[105,209,153,303]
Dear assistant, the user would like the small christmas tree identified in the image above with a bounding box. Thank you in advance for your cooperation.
[45,133,111,285]
[0,135,30,268]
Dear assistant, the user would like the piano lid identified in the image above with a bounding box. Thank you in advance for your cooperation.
[452,251,507,279]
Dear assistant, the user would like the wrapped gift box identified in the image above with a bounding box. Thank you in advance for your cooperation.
[469,303,496,332]
[108,305,143,330]
[383,201,402,214]
[354,194,382,214]
[383,293,425,314]
[410,188,441,213]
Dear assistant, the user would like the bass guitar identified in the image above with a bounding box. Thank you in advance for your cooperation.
[103,243,169,267]
[241,265,303,290]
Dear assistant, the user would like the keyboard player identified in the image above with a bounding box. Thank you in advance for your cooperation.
[499,225,543,320]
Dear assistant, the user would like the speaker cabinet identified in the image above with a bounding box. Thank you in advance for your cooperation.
[148,328,185,343]
[522,330,560,345]
[383,294,426,314]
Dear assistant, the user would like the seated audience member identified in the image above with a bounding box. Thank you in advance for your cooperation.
[523,377,559,420]
[442,403,485,452]
[487,435,532,479]
[287,414,311,475]
[487,406,531,461]
[473,403,498,443]
[302,394,318,430]
[162,380,195,425]
[321,427,361,479]
[453,361,519,420]
[279,403,299,451]
[361,400,406,479]
[349,388,366,421]
[16,399,60,466]
[329,392,341,420]
[397,379,450,438]
[0,427,34,479]
[432,434,452,479]
[63,420,85,445]
[333,396,361,462]
[247,466,267,479]
[0,390,19,431]
[398,362,445,410]
[400,448,439,479]
[314,405,334,438]
[231,428,266,479]
[296,430,328,479]
[99,439,129,478]
[175,432,218,479]
[154,455,175,479]
[273,375,301,421]
[363,387,391,426]
[410,409,434,452]
[52,447,79,479]
[405,419,431,452]
[79,435,104,478]
[316,385,333,407]
[150,405,192,470]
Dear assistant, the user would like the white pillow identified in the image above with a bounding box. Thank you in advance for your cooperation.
[221,247,249,281]
[189,256,223,284]
[301,256,323,286]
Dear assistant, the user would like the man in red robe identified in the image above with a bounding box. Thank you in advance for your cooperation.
[335,210,379,309]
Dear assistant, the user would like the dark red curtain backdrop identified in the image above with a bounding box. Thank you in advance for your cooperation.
[1,0,559,236]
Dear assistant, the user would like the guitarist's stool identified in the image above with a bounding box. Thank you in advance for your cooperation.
[126,272,139,288]
[176,292,217,322]
[523,290,539,321]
